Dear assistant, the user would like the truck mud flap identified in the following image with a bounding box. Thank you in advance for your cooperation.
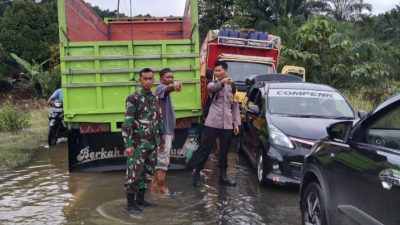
[68,126,200,172]
[68,129,126,172]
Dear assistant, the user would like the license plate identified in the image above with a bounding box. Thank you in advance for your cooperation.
[51,108,63,113]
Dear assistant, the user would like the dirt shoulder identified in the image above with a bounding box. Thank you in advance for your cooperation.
[0,99,48,171]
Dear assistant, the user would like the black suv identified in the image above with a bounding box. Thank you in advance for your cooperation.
[238,81,358,185]
[300,94,400,225]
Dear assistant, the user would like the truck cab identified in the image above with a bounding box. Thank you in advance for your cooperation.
[281,65,306,81]
[218,54,276,103]
[200,29,305,106]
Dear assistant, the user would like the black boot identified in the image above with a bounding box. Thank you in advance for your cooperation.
[219,168,236,186]
[136,189,154,207]
[126,193,142,214]
[193,169,202,187]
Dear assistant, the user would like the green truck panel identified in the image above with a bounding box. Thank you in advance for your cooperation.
[59,0,200,132]
[61,41,200,132]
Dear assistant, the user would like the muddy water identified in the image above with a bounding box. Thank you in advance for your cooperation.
[0,142,301,225]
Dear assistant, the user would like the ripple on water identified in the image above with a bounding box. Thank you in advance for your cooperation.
[0,160,72,225]
[0,146,301,225]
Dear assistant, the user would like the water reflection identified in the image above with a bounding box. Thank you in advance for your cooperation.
[0,143,300,225]
[0,152,72,224]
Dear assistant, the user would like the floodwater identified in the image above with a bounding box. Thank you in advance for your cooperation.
[0,142,301,225]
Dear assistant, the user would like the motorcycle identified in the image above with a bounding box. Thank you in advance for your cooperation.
[48,100,67,146]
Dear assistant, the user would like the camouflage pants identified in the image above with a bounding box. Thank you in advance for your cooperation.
[125,142,158,194]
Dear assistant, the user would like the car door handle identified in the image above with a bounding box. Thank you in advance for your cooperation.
[378,169,400,190]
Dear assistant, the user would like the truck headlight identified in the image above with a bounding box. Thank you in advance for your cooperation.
[268,124,294,149]
[55,101,62,107]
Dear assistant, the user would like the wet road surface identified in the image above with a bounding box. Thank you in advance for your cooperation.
[0,142,301,225]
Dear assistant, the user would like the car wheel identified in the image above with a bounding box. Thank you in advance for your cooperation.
[257,152,267,185]
[48,126,58,146]
[301,182,327,225]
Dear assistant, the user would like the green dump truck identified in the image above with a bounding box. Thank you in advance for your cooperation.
[58,0,201,171]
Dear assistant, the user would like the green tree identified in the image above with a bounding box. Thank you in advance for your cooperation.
[0,43,13,93]
[321,0,372,20]
[227,0,325,30]
[10,52,60,97]
[0,0,11,15]
[0,0,58,65]
[37,66,61,97]
[269,15,306,47]
[282,18,351,86]
[348,39,399,103]
[373,5,400,46]
[91,5,125,18]
[199,0,235,41]
[0,43,10,79]
[10,53,45,87]
[282,16,400,104]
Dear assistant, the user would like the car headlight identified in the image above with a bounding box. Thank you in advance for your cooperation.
[268,124,294,149]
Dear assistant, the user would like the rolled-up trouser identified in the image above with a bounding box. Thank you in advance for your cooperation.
[155,134,173,171]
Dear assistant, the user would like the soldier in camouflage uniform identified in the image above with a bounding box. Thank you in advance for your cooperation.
[122,68,163,214]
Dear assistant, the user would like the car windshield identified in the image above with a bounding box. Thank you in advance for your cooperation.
[226,61,275,82]
[268,89,354,118]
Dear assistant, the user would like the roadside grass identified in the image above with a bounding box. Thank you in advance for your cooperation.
[344,93,375,113]
[0,108,48,170]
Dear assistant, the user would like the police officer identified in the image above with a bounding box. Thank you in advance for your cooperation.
[193,61,241,187]
[122,68,163,214]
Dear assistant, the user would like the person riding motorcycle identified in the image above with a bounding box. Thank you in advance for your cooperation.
[47,88,65,146]
[48,88,63,104]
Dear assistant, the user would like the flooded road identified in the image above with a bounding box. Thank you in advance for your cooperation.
[0,142,301,225]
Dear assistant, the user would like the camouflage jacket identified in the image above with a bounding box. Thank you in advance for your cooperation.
[122,88,163,148]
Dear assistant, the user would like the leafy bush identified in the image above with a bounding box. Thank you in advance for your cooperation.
[0,102,31,132]
[37,66,61,97]
[49,44,60,69]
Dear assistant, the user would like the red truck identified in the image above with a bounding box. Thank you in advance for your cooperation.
[200,29,305,105]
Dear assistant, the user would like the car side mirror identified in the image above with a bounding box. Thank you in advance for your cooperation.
[358,110,368,119]
[206,68,213,79]
[327,121,353,143]
[247,105,260,115]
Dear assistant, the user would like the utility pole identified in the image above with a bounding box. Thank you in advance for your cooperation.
[117,0,120,20]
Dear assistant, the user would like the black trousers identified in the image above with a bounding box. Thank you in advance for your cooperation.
[195,126,232,170]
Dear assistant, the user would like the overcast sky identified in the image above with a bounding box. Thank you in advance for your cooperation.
[367,0,399,14]
[84,0,399,16]
[85,0,186,16]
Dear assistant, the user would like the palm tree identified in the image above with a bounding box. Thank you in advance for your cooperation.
[322,0,372,21]
[375,5,400,45]
[227,0,309,29]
